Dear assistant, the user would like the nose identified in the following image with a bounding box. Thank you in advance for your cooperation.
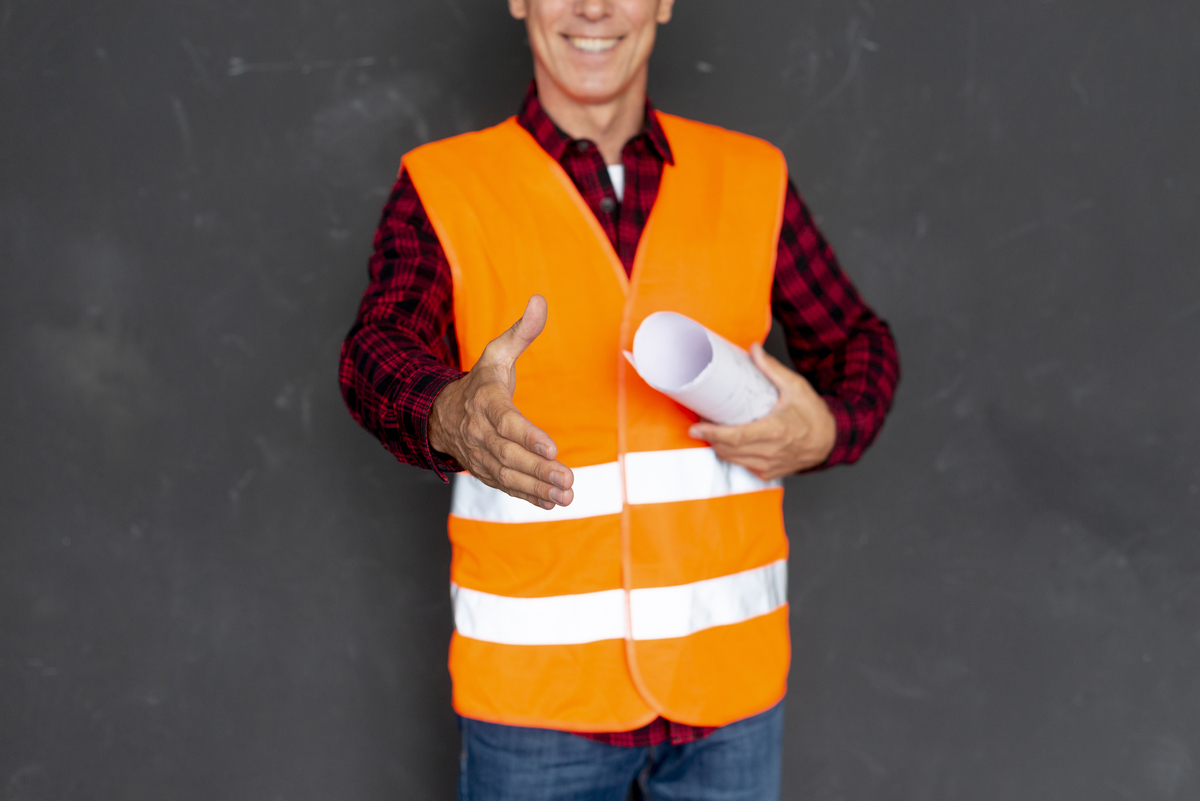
[576,0,609,22]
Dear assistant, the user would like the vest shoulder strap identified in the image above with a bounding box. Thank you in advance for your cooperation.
[401,117,542,193]
[654,112,786,182]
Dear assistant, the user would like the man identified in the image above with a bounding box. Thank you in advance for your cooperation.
[339,0,899,798]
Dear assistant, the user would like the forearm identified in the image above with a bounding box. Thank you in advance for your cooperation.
[793,312,899,466]
[772,181,901,467]
[338,171,465,477]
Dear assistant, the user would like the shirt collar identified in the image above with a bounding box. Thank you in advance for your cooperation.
[516,81,675,165]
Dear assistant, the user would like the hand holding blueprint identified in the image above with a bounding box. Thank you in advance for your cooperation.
[626,312,779,426]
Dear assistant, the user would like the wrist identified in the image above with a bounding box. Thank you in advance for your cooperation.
[818,402,837,460]
[427,377,461,457]
[815,396,852,468]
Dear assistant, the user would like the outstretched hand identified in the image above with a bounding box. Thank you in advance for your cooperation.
[428,295,575,509]
[688,343,837,480]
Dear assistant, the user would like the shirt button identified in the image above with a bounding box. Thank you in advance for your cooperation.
[575,141,590,153]
[600,197,617,214]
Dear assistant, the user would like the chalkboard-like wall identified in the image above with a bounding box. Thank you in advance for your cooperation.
[2,1,1198,798]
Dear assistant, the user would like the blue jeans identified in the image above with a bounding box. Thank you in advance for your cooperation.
[457,703,783,801]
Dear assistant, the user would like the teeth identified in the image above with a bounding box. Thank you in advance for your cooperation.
[569,36,619,53]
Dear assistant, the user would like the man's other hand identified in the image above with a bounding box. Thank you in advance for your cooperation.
[429,295,575,510]
[688,343,837,480]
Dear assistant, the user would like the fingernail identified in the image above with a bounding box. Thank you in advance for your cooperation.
[534,444,545,457]
[688,426,701,438]
[550,471,567,489]
[540,499,555,510]
[549,488,565,505]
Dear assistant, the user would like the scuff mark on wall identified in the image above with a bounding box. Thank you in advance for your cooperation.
[227,56,376,77]
[168,94,198,175]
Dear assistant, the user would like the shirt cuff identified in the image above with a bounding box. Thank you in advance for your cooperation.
[406,366,467,480]
[814,395,856,470]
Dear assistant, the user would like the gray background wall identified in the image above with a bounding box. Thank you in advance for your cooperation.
[2,0,1198,798]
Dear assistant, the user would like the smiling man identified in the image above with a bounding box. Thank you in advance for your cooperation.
[340,0,899,798]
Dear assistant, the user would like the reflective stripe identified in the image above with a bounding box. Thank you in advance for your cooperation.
[451,461,622,523]
[452,558,787,645]
[629,559,787,640]
[450,447,779,523]
[451,586,627,646]
[624,448,781,505]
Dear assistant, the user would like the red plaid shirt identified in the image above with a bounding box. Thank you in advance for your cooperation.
[339,85,900,746]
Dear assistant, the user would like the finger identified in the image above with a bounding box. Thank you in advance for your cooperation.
[688,422,732,445]
[467,380,558,461]
[472,450,572,507]
[469,386,570,487]
[491,404,564,467]
[481,294,548,366]
[710,438,777,462]
[477,429,572,494]
[491,435,573,491]
[689,418,772,447]
[711,443,774,467]
[495,462,575,507]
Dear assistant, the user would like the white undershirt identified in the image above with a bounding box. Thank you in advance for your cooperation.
[606,164,625,202]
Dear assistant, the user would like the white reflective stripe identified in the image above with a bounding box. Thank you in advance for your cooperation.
[450,448,779,523]
[629,559,787,640]
[451,559,787,645]
[450,462,622,523]
[451,585,627,645]
[624,448,781,505]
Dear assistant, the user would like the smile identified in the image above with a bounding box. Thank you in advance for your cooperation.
[566,36,621,53]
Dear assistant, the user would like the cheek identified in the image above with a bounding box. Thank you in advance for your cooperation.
[623,28,657,68]
[525,7,565,55]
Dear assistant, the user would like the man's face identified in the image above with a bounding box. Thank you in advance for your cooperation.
[509,0,675,105]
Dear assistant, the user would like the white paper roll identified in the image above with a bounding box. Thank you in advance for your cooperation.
[626,312,779,426]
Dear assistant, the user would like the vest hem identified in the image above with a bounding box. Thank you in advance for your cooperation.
[649,684,789,730]
[450,702,661,734]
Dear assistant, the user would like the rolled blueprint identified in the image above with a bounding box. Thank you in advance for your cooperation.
[626,311,779,426]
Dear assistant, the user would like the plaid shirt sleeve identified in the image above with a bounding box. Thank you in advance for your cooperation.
[772,181,901,467]
[338,169,465,478]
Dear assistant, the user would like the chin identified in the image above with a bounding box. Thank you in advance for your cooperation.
[555,70,631,105]
[564,85,624,105]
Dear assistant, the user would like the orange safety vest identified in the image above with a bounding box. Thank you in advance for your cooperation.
[403,112,790,732]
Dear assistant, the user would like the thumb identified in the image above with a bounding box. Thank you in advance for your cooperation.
[485,295,548,365]
[749,342,795,394]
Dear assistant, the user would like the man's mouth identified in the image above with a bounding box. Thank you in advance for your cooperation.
[566,36,621,53]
